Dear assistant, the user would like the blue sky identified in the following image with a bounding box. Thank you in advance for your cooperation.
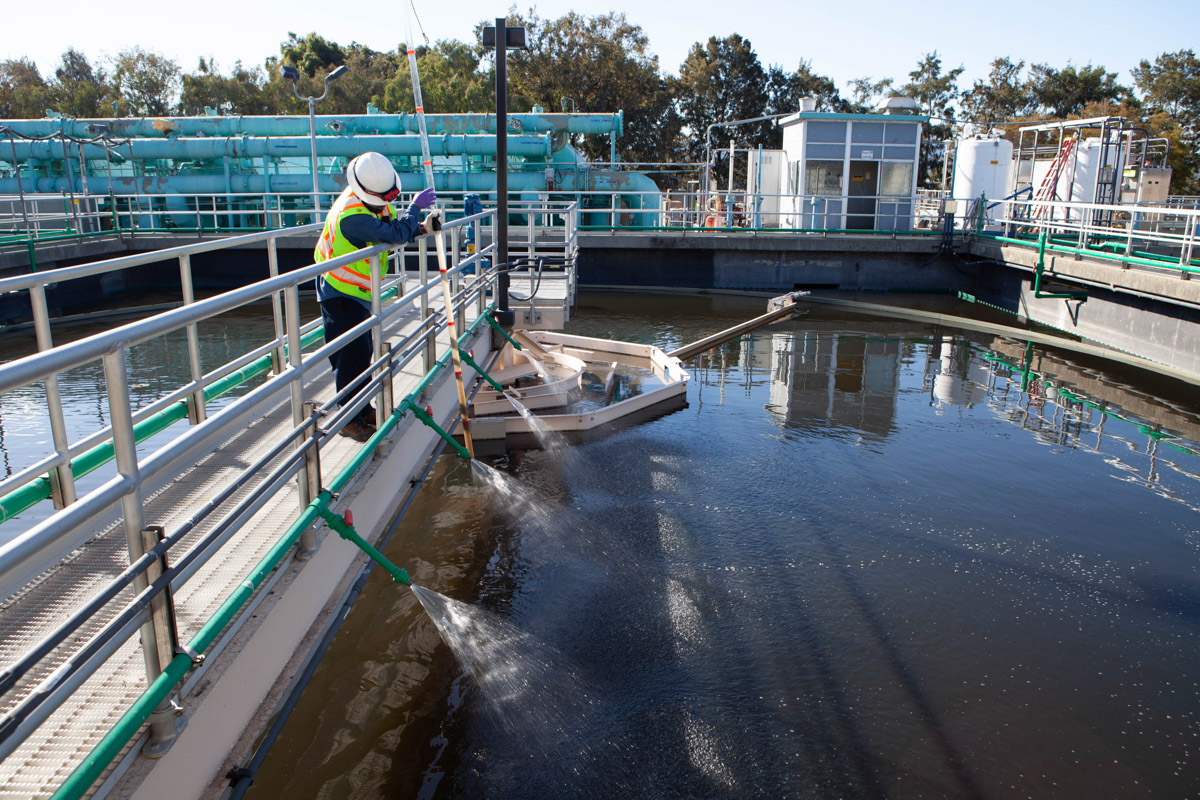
[11,0,1200,99]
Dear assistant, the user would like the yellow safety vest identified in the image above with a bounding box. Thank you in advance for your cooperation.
[314,187,396,301]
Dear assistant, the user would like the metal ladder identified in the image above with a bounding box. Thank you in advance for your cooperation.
[1031,137,1077,220]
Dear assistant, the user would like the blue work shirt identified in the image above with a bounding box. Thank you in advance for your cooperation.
[317,200,423,308]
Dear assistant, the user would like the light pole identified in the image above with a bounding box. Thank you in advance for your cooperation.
[482,18,527,326]
[281,64,348,215]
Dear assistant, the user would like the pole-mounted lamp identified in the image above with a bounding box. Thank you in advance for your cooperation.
[481,19,526,325]
[281,63,348,215]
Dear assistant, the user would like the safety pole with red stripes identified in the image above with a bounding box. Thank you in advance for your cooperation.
[405,13,475,458]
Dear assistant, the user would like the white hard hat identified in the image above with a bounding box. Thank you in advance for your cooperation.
[346,152,401,204]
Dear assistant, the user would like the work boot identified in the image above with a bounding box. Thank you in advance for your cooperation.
[339,417,375,442]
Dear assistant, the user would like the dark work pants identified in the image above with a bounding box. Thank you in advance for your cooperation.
[320,295,373,418]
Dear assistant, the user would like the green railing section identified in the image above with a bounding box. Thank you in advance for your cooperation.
[976,230,1200,274]
[49,304,496,800]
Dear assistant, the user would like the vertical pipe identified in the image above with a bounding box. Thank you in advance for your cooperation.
[60,138,82,233]
[30,284,77,508]
[308,97,320,218]
[178,254,207,423]
[285,282,312,520]
[527,207,534,259]
[474,216,485,317]
[8,135,32,235]
[495,17,510,315]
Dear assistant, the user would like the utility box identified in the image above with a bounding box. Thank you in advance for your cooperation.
[1122,167,1172,205]
[747,149,785,227]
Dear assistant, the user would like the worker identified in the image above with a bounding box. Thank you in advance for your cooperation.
[315,151,438,441]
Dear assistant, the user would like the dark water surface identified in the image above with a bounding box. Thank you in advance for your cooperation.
[250,292,1200,799]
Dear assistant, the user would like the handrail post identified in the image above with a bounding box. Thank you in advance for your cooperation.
[267,238,287,374]
[30,284,76,508]
[178,254,207,423]
[452,226,465,335]
[474,216,485,317]
[419,237,434,373]
[140,524,185,757]
[370,251,386,430]
[102,348,181,753]
[298,401,321,557]
[284,284,312,520]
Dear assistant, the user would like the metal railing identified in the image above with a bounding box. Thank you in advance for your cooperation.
[968,196,1200,275]
[0,204,516,798]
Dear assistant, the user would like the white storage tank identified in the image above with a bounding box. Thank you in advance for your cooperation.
[952,135,1013,228]
[952,135,1013,203]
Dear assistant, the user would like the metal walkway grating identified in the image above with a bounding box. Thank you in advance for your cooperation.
[0,295,473,799]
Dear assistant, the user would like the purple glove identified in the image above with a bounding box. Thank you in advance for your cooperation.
[413,187,437,210]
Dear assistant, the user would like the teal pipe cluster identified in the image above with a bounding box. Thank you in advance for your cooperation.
[4,112,622,139]
[7,133,553,162]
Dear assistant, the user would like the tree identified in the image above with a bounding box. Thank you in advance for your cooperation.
[52,49,111,117]
[180,59,274,115]
[961,57,1030,124]
[901,52,964,187]
[0,58,53,119]
[501,10,679,163]
[111,47,180,116]
[846,76,894,113]
[280,32,346,77]
[676,34,770,162]
[383,40,491,114]
[1133,49,1200,132]
[901,51,963,120]
[1028,62,1128,118]
[767,60,847,115]
[1132,50,1200,193]
[324,43,402,114]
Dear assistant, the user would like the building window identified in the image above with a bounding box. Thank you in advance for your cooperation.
[880,162,914,196]
[805,160,844,196]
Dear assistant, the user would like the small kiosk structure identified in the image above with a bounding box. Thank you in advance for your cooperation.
[778,98,926,231]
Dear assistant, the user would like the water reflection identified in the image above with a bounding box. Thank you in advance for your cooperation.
[693,326,1200,511]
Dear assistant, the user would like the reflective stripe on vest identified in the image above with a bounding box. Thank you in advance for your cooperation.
[314,187,395,301]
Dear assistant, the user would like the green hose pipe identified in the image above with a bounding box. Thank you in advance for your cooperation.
[457,348,505,392]
[401,399,472,461]
[979,231,1200,275]
[483,311,522,350]
[316,504,410,585]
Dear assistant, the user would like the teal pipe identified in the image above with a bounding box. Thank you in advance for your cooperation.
[1032,230,1088,301]
[7,134,554,162]
[47,304,495,800]
[4,113,621,140]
